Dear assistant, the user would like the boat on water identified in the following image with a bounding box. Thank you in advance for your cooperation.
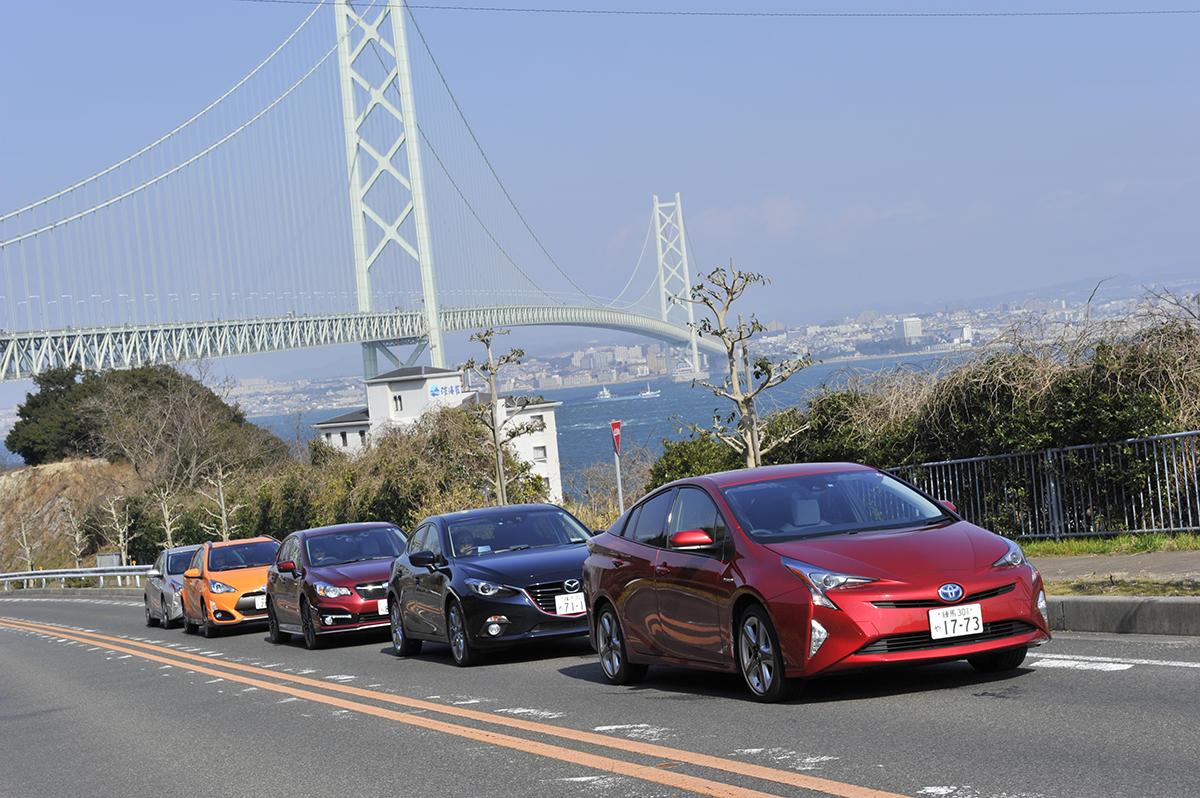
[638,383,661,399]
[595,386,613,400]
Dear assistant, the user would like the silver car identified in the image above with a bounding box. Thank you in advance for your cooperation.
[144,545,201,628]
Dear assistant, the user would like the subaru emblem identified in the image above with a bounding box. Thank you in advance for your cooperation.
[563,579,581,593]
[938,583,965,603]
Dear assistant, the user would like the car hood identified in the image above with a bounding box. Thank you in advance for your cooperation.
[207,565,271,592]
[761,520,1011,582]
[308,559,394,585]
[455,545,588,586]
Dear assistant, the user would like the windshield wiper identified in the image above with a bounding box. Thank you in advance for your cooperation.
[502,544,531,552]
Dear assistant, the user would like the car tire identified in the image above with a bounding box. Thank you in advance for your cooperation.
[300,598,324,650]
[390,594,422,657]
[161,599,176,630]
[445,599,478,667]
[737,605,794,703]
[183,604,198,635]
[595,604,647,686]
[145,598,159,627]
[266,599,289,644]
[968,646,1027,673]
[200,604,217,638]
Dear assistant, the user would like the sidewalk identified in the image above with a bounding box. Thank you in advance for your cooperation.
[1032,551,1200,582]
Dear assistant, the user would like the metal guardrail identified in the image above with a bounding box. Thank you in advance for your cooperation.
[891,430,1200,539]
[0,565,153,590]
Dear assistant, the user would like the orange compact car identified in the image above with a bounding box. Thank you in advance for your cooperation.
[181,537,280,637]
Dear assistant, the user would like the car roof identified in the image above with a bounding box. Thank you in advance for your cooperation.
[296,522,400,538]
[209,535,277,549]
[431,503,563,523]
[681,462,875,490]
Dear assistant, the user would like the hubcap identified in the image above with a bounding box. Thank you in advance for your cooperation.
[390,602,404,652]
[598,612,622,678]
[739,616,775,695]
[449,605,465,661]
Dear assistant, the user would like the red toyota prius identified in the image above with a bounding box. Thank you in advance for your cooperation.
[583,463,1051,701]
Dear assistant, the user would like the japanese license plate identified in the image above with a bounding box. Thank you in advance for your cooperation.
[253,595,267,611]
[554,592,586,615]
[377,598,388,616]
[928,603,982,640]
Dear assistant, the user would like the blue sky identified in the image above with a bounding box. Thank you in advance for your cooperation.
[1,1,1198,394]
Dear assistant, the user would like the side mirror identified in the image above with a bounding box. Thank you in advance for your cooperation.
[277,560,296,574]
[409,550,436,568]
[670,529,716,550]
[183,567,201,579]
[147,569,162,578]
[940,500,958,514]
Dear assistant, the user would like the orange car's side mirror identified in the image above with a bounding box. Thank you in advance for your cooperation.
[183,567,201,579]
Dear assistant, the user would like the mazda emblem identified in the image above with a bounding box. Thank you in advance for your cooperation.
[563,579,581,593]
[937,583,965,603]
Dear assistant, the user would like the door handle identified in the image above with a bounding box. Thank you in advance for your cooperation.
[654,564,671,576]
[610,558,627,568]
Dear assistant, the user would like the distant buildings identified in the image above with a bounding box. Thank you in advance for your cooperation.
[894,316,923,344]
[313,366,563,501]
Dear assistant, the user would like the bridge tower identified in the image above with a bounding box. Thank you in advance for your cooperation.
[334,0,444,375]
[653,193,703,378]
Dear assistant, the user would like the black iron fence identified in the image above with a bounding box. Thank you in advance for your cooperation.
[890,431,1200,539]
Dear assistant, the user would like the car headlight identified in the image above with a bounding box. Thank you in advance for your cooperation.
[208,580,236,594]
[466,578,516,597]
[781,557,876,610]
[993,539,1027,569]
[315,583,352,598]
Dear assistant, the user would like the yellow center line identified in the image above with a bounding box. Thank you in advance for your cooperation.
[0,616,909,798]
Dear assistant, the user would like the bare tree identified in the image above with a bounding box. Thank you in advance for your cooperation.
[99,496,141,567]
[16,517,38,572]
[197,463,244,541]
[462,328,545,505]
[683,263,811,468]
[61,498,90,568]
[150,486,181,550]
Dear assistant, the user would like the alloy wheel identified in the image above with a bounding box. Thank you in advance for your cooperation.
[448,604,466,663]
[390,601,405,654]
[739,614,775,696]
[598,611,622,678]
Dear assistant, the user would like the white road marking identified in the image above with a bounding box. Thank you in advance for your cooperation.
[1028,659,1133,671]
[733,747,838,771]
[496,707,566,720]
[1030,652,1200,669]
[324,674,357,682]
[593,723,673,741]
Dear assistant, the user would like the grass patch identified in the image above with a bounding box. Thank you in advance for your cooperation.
[1021,532,1200,558]
[1046,578,1200,597]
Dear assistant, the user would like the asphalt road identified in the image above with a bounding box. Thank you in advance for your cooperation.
[1,598,1198,798]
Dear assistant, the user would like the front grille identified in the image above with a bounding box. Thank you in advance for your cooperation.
[355,582,387,600]
[524,580,579,614]
[872,583,1016,609]
[234,592,266,613]
[857,620,1036,655]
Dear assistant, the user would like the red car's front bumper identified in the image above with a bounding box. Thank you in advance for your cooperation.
[770,567,1051,678]
[308,593,391,635]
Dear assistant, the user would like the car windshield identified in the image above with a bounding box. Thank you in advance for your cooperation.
[207,540,279,572]
[447,509,590,557]
[166,551,194,575]
[721,470,950,542]
[305,527,406,567]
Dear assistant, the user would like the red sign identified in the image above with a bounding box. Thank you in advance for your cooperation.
[610,419,622,455]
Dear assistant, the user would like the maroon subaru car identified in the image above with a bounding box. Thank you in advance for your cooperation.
[583,463,1051,702]
[266,522,407,649]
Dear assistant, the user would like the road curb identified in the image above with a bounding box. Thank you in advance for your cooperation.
[1049,595,1200,636]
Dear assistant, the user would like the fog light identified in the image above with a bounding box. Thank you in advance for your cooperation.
[1036,590,1049,627]
[324,615,335,626]
[487,623,502,636]
[809,619,828,658]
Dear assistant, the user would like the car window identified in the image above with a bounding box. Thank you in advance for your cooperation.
[207,540,280,572]
[446,509,590,557]
[277,536,297,564]
[409,526,429,554]
[618,505,642,538]
[630,491,674,548]
[189,548,204,572]
[305,527,405,567]
[166,551,193,575]
[669,488,727,548]
[424,526,444,560]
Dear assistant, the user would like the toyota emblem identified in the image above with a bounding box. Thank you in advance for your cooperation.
[937,583,965,603]
[563,579,581,593]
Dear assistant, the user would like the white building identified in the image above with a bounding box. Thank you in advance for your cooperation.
[313,366,564,501]
[894,316,923,344]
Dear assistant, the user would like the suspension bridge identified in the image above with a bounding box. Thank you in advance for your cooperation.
[0,1,717,382]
